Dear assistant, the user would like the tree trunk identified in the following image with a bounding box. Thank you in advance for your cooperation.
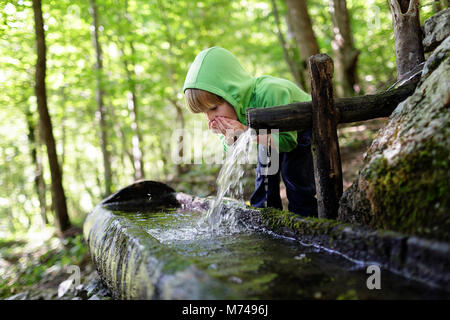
[389,0,425,81]
[127,89,145,180]
[271,0,306,89]
[25,107,47,226]
[60,85,67,173]
[285,0,320,91]
[89,0,112,196]
[157,0,188,175]
[170,98,188,175]
[285,0,320,61]
[32,0,71,234]
[120,1,145,180]
[329,0,360,97]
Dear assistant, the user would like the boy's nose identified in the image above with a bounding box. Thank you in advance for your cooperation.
[206,112,214,121]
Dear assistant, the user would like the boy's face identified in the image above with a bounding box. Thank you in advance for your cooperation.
[205,101,238,128]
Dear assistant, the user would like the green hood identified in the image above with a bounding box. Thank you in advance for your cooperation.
[183,47,255,124]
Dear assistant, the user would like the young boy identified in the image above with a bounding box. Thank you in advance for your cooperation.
[183,46,317,217]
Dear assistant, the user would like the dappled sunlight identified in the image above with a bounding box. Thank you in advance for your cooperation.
[0,0,446,301]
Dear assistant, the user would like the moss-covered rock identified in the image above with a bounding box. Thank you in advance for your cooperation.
[338,35,450,242]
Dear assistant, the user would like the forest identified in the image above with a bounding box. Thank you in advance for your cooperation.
[0,0,447,300]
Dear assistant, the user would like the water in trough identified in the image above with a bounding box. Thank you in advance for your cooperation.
[110,207,446,299]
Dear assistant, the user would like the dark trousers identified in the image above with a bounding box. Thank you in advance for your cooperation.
[250,130,318,217]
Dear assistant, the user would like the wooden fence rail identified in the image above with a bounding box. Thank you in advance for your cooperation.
[247,81,416,132]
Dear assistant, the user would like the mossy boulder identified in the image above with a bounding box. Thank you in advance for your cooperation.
[338,36,450,242]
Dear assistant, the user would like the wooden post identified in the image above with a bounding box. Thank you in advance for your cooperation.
[308,54,343,219]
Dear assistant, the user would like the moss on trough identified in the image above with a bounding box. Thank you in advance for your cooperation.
[258,207,347,237]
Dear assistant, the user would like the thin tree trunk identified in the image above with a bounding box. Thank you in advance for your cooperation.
[32,0,71,234]
[60,85,67,173]
[157,0,188,175]
[285,0,320,61]
[89,0,112,196]
[389,0,425,81]
[285,0,320,91]
[271,0,307,90]
[169,98,188,175]
[329,0,360,97]
[74,145,97,202]
[113,108,131,173]
[25,107,47,226]
[116,0,145,181]
[126,88,145,180]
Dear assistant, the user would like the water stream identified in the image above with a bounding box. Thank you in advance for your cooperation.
[200,129,255,234]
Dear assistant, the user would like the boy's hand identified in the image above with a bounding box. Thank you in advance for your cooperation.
[210,117,248,145]
[208,119,221,134]
[217,117,247,133]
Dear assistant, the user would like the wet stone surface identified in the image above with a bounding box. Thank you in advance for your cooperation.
[87,206,449,299]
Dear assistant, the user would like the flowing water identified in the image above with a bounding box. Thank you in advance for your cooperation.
[201,129,255,233]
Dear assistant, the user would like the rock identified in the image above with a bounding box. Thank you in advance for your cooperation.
[422,36,450,78]
[423,8,450,53]
[338,36,450,242]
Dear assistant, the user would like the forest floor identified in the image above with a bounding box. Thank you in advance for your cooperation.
[0,118,386,300]
[0,232,111,300]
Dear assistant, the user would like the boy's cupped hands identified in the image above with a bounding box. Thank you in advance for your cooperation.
[209,116,249,146]
[208,116,247,136]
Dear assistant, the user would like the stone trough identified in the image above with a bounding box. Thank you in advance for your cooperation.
[83,180,449,299]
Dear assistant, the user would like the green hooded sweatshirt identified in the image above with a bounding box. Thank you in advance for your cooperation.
[183,46,311,153]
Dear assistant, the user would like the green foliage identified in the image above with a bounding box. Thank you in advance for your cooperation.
[0,0,440,238]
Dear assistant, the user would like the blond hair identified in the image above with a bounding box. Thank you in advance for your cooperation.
[184,88,225,113]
